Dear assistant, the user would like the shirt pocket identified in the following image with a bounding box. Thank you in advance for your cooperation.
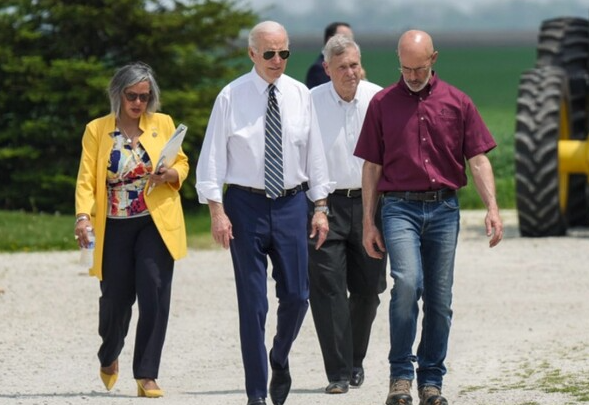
[284,119,310,147]
[432,108,461,150]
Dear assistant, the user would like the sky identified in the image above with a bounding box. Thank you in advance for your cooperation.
[245,0,565,15]
[238,0,588,34]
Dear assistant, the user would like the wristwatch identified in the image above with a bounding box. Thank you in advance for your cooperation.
[314,205,329,215]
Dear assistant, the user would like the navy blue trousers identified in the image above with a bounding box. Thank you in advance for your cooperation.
[224,187,309,400]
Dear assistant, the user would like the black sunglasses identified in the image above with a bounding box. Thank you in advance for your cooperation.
[262,50,290,60]
[124,92,151,103]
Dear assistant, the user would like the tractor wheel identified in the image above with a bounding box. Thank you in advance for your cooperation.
[536,17,589,227]
[515,66,570,236]
[536,17,589,72]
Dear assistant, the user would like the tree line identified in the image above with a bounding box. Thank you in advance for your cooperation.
[0,0,257,213]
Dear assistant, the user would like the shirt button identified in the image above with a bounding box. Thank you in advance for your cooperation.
[420,117,424,121]
[431,179,436,183]
[422,138,426,141]
[425,159,429,163]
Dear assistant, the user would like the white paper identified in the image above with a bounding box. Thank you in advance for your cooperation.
[147,123,187,195]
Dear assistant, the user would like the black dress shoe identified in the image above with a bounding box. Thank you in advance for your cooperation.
[350,367,365,388]
[269,350,291,405]
[247,398,266,405]
[325,380,349,394]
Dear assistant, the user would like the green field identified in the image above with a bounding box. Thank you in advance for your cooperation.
[286,45,536,210]
[0,46,537,252]
[285,46,535,109]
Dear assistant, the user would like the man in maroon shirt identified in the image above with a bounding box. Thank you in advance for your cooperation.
[354,30,503,405]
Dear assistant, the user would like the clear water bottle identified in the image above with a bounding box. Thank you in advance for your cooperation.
[79,226,95,268]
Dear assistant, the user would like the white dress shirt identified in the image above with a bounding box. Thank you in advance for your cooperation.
[310,80,382,190]
[196,68,333,203]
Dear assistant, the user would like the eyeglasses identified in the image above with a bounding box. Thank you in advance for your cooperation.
[124,92,151,103]
[398,65,431,75]
[398,55,434,75]
[262,50,290,60]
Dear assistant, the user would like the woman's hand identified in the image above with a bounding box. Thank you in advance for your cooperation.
[149,167,179,189]
[74,216,92,248]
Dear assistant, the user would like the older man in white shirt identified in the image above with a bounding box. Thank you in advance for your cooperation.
[308,34,387,395]
[196,21,332,405]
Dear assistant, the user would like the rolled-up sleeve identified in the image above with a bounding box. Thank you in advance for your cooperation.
[306,100,335,201]
[196,93,229,204]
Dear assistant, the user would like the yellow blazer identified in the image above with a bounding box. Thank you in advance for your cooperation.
[75,112,189,280]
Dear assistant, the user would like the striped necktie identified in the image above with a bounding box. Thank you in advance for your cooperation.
[264,84,284,199]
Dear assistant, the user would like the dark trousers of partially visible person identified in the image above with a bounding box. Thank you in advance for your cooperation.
[224,187,309,401]
[308,193,387,383]
[98,215,174,379]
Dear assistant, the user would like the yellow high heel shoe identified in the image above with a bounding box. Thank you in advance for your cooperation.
[136,379,164,398]
[99,359,118,391]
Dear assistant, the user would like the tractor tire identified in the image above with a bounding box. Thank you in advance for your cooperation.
[515,66,569,236]
[536,17,589,73]
[535,17,589,227]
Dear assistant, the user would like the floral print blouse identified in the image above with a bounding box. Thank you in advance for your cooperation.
[106,129,153,218]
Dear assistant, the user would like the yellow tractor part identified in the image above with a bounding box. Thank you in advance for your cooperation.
[558,90,589,212]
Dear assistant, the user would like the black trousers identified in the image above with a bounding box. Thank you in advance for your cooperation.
[98,215,174,379]
[308,193,387,383]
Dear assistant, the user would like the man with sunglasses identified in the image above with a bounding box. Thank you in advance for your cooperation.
[308,34,386,395]
[354,30,504,405]
[196,20,332,405]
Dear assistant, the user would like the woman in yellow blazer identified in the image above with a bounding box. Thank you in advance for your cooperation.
[74,62,188,398]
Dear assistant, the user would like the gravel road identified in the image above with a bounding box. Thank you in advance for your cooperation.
[1,210,588,405]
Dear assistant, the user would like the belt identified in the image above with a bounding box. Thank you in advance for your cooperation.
[229,184,304,198]
[384,189,456,202]
[332,188,362,198]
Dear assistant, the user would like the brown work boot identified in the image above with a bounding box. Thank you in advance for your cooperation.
[385,378,413,405]
[418,385,448,405]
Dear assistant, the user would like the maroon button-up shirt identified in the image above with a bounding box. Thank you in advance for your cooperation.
[354,72,496,192]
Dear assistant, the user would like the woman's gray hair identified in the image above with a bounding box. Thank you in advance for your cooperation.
[248,20,289,52]
[322,34,361,63]
[108,62,160,117]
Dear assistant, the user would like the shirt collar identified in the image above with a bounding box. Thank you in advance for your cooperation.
[328,81,359,106]
[251,67,283,96]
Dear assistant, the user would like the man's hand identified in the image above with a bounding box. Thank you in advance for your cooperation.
[309,212,329,250]
[485,209,503,248]
[363,223,386,259]
[208,201,233,249]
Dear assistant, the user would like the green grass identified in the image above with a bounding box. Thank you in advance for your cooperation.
[0,46,537,252]
[0,209,215,252]
[458,343,589,404]
[0,211,77,252]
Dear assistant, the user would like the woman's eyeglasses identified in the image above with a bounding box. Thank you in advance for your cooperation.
[124,92,151,103]
[262,50,290,60]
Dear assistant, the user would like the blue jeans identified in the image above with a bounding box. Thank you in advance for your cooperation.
[381,195,460,389]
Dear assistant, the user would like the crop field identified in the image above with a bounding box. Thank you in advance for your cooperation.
[285,45,537,209]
